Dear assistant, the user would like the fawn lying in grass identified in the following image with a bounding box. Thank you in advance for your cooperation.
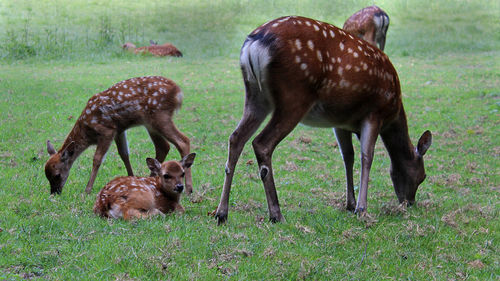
[93,153,196,220]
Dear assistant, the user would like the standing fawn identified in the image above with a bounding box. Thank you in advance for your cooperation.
[45,76,192,195]
[343,6,390,51]
[215,16,432,224]
[122,41,183,57]
[93,153,196,220]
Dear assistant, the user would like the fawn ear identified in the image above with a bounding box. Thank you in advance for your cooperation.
[47,140,57,156]
[416,130,432,157]
[149,40,157,45]
[61,142,76,162]
[146,158,161,175]
[181,153,196,169]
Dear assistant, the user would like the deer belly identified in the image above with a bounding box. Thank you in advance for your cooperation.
[301,102,360,130]
[300,102,340,128]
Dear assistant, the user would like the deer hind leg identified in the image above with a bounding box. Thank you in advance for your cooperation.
[334,128,356,211]
[147,130,170,176]
[115,131,134,176]
[151,114,192,193]
[355,117,382,214]
[215,92,270,224]
[252,99,314,223]
[85,135,114,194]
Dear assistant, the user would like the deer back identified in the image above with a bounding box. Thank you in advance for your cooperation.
[77,76,182,135]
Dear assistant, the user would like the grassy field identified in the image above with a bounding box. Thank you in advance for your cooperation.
[0,0,499,280]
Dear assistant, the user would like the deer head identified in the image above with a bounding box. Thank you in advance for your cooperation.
[146,153,196,196]
[390,130,432,205]
[45,140,76,194]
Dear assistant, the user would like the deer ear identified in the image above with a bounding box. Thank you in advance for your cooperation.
[149,40,157,45]
[47,140,56,156]
[181,153,196,169]
[146,158,161,175]
[416,130,432,157]
[61,141,76,162]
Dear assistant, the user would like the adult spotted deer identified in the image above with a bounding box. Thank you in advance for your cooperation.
[343,6,390,51]
[215,16,432,224]
[93,153,195,220]
[45,76,192,195]
[122,41,183,57]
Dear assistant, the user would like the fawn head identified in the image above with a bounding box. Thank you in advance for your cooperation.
[45,140,76,194]
[122,42,136,50]
[146,153,196,195]
[391,131,432,205]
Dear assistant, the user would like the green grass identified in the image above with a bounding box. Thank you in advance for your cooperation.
[1,0,499,280]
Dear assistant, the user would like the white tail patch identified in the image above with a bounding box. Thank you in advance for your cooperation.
[240,39,271,92]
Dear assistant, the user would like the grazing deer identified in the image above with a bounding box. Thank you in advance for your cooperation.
[93,153,196,220]
[343,6,390,51]
[215,16,432,224]
[122,41,183,57]
[45,76,192,195]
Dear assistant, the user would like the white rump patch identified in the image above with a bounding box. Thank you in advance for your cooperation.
[108,203,123,219]
[240,39,271,91]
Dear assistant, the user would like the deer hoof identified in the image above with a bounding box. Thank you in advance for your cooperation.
[215,212,228,225]
[354,207,366,215]
[269,213,285,223]
[346,203,356,212]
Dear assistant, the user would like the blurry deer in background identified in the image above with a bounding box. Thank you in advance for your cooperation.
[45,76,192,195]
[122,40,183,57]
[93,153,196,220]
[343,6,390,51]
[215,16,431,224]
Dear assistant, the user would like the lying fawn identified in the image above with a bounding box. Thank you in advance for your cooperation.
[94,153,196,220]
[122,41,183,57]
[215,16,432,224]
[45,76,192,195]
[343,6,390,51]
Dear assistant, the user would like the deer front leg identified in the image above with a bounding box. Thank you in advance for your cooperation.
[115,131,134,176]
[215,101,268,224]
[85,137,113,194]
[334,128,356,211]
[355,118,381,214]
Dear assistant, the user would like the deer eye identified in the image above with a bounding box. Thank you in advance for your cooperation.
[163,174,171,180]
[181,172,185,178]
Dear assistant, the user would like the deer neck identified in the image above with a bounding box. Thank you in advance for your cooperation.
[59,122,90,163]
[380,107,415,166]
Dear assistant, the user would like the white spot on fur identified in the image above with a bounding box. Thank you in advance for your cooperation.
[329,30,335,38]
[295,56,301,63]
[295,39,302,50]
[300,63,308,70]
[307,40,314,50]
[313,24,319,31]
[316,50,322,62]
[339,42,344,51]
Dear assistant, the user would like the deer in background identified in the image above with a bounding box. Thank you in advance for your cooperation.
[45,76,192,195]
[122,40,183,57]
[215,16,432,224]
[93,153,196,220]
[343,6,390,51]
